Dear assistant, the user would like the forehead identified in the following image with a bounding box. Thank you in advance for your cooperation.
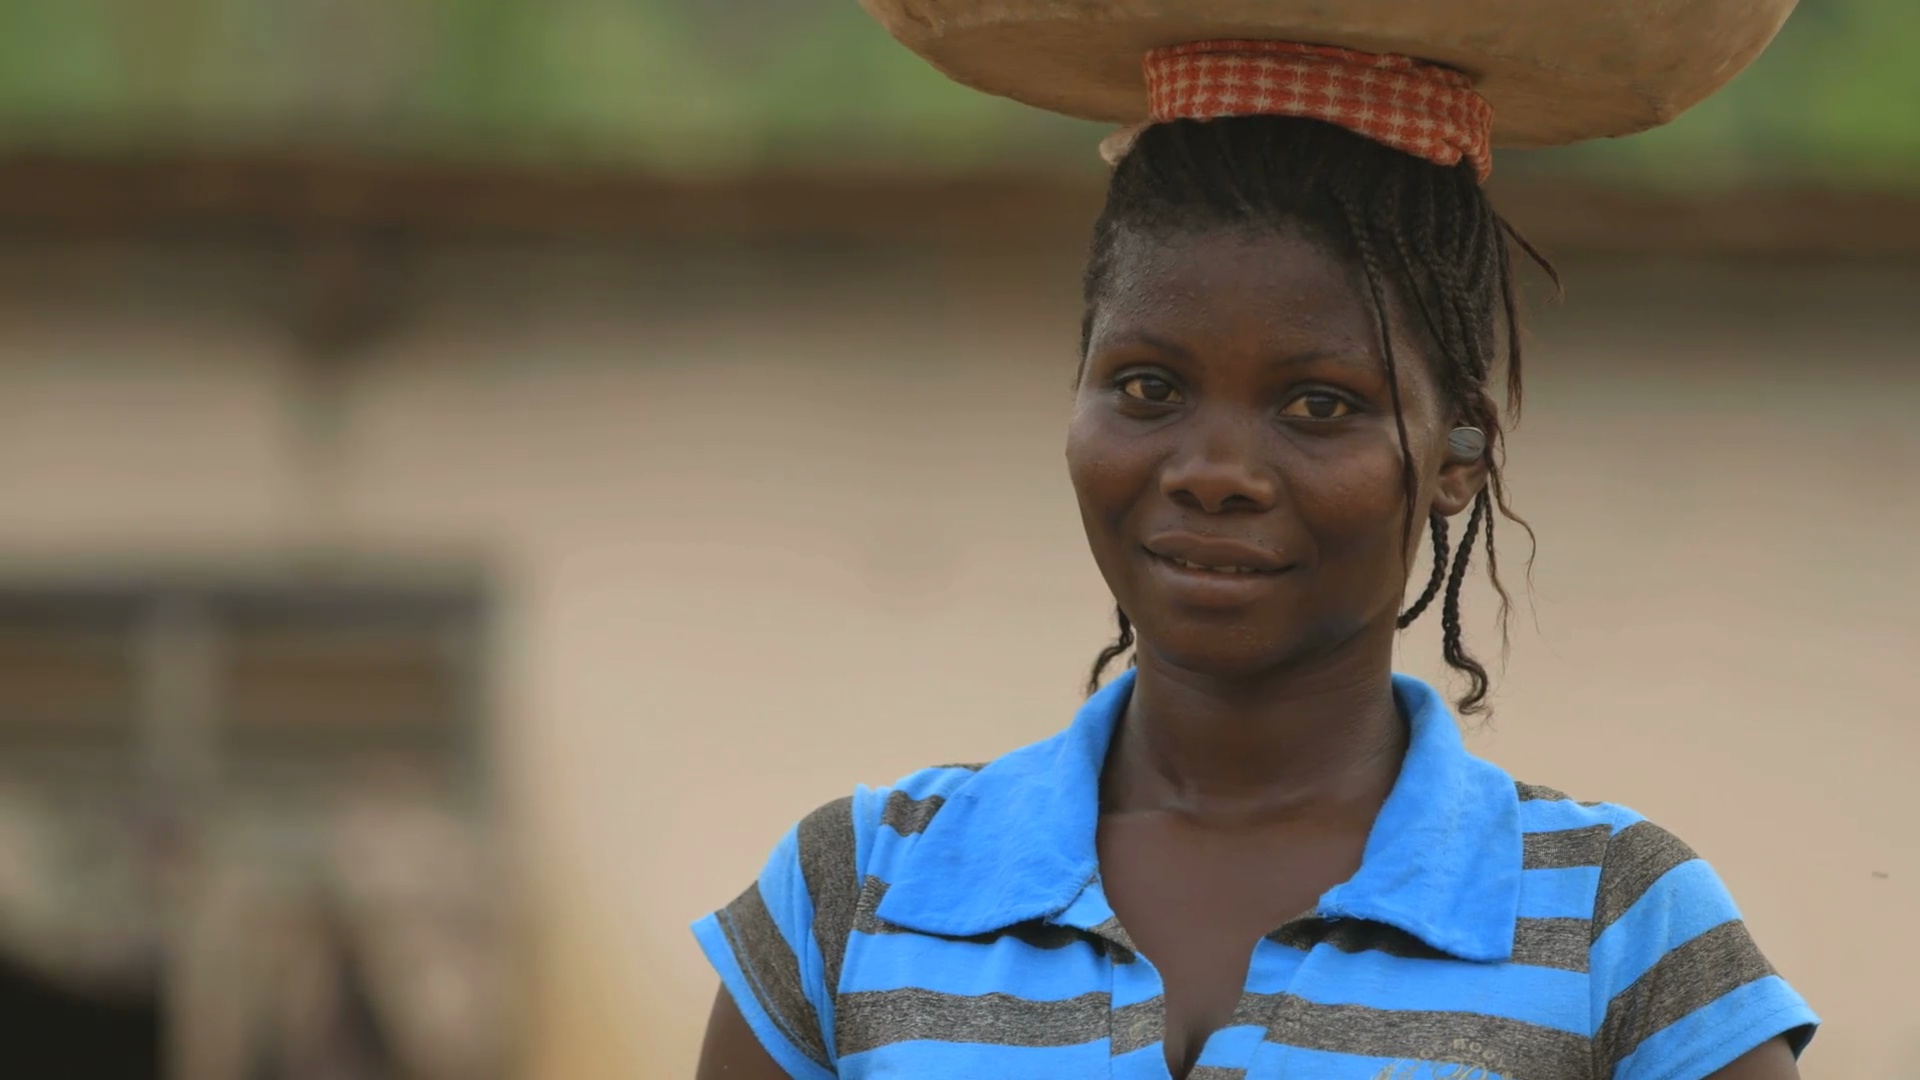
[1094,228,1368,339]
[1087,228,1439,382]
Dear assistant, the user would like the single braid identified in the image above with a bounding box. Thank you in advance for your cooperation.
[1397,513,1450,628]
[1480,488,1517,659]
[1441,490,1493,713]
[1086,608,1136,695]
[1336,194,1421,572]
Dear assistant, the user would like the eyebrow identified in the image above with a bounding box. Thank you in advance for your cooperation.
[1278,348,1378,372]
[1096,331,1373,371]
[1096,331,1193,360]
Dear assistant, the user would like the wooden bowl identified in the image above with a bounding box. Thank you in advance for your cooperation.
[855,0,1800,148]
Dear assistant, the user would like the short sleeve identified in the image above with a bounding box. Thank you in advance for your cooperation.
[1588,819,1819,1080]
[692,795,863,1080]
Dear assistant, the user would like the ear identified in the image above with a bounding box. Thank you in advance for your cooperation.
[1432,428,1490,518]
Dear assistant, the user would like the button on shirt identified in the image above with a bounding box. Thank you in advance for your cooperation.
[693,671,1817,1078]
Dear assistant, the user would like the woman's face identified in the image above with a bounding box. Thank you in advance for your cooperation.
[1066,227,1486,679]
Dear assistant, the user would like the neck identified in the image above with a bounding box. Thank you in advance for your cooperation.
[1100,633,1408,826]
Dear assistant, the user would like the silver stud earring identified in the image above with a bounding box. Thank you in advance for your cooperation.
[1446,426,1487,463]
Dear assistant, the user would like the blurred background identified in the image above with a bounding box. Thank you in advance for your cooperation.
[0,1,1914,1078]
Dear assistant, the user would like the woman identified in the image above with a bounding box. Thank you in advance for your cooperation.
[693,41,1818,1080]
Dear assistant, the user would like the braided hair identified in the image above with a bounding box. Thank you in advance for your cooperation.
[1077,116,1556,715]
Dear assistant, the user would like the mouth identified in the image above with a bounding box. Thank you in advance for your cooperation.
[1140,542,1294,609]
[1142,533,1291,575]
[1136,530,1290,607]
[1147,551,1285,576]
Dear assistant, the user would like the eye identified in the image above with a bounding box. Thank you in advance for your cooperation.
[1280,391,1356,420]
[1119,375,1184,405]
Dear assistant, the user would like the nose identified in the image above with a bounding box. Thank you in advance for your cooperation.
[1159,414,1279,514]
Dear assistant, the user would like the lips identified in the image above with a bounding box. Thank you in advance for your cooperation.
[1143,534,1290,574]
[1140,536,1292,610]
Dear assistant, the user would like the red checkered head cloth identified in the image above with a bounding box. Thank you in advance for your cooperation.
[1135,40,1495,181]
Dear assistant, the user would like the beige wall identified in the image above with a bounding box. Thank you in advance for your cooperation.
[0,239,1914,1076]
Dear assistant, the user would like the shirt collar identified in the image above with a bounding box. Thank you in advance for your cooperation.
[875,668,1522,962]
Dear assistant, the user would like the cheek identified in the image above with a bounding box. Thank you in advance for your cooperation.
[1295,437,1415,566]
[1065,411,1151,543]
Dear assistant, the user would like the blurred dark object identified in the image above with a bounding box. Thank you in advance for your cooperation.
[0,951,159,1080]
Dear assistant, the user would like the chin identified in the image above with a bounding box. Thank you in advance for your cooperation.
[1132,610,1375,682]
[1135,626,1311,681]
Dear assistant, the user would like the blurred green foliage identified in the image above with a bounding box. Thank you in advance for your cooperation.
[0,0,1912,187]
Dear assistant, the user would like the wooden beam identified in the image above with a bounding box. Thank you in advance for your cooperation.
[1,149,1917,258]
[1483,180,1920,260]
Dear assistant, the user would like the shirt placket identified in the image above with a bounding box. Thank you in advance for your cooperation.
[1053,875,1181,1080]
[1051,879,1305,1079]
[1240,919,1324,1078]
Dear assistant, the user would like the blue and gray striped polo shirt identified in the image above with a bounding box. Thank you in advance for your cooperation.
[693,670,1817,1078]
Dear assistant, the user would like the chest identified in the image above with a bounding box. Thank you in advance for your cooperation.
[1096,814,1370,1078]
[834,907,1593,1080]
